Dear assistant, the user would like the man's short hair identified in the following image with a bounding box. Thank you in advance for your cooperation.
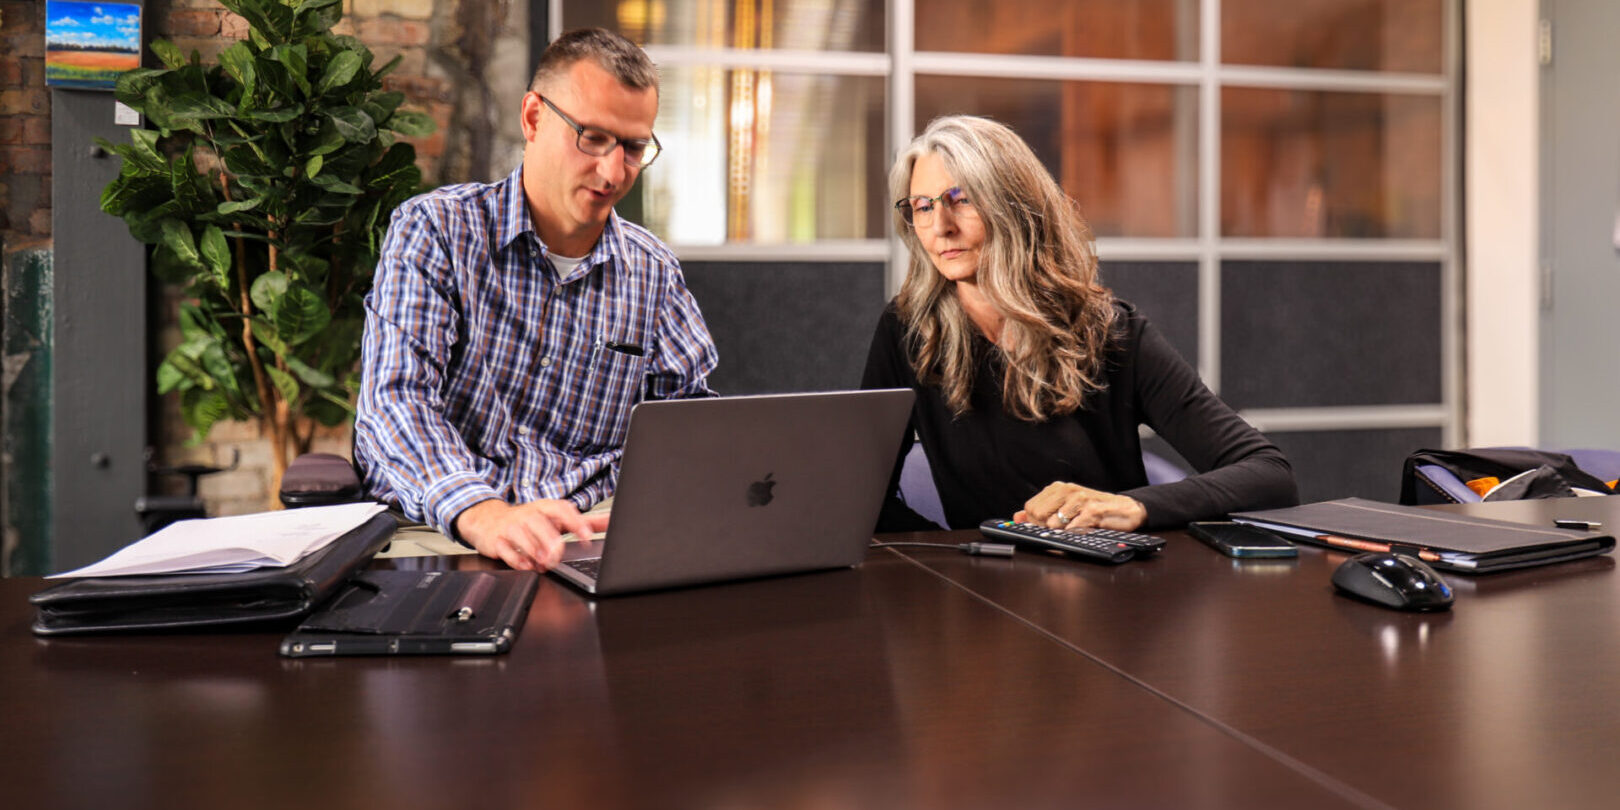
[530,28,658,93]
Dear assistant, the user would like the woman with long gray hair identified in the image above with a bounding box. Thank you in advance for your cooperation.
[862,115,1298,532]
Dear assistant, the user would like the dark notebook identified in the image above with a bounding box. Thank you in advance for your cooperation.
[1231,497,1615,574]
[30,513,397,635]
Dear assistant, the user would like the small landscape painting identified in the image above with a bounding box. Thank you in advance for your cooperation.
[45,1,143,90]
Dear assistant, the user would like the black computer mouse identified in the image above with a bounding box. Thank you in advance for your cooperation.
[1331,552,1455,612]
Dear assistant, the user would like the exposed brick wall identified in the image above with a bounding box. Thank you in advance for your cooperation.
[0,0,51,250]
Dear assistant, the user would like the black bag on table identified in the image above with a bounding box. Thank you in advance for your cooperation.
[1399,448,1617,506]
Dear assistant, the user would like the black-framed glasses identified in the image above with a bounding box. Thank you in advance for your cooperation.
[537,94,662,169]
[894,186,973,228]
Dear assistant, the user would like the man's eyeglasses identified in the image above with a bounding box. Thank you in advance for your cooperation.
[537,94,662,169]
[895,187,973,228]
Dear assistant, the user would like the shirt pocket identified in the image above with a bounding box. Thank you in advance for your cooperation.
[579,336,650,449]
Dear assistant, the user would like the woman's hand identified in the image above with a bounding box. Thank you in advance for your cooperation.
[1016,482,1147,531]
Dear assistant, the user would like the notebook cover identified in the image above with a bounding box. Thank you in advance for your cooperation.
[29,512,397,635]
[1230,497,1615,573]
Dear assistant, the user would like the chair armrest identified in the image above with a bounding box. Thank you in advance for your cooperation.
[280,452,364,508]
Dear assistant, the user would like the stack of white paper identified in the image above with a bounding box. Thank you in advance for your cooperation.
[48,502,388,579]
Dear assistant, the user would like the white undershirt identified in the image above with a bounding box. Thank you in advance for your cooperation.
[547,251,586,277]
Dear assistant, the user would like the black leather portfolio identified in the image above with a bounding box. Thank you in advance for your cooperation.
[279,569,540,657]
[1232,497,1616,574]
[29,512,397,636]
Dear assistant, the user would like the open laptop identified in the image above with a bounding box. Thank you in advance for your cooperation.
[551,389,915,596]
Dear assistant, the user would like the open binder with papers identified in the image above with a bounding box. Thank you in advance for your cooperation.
[30,510,397,635]
[1230,497,1616,574]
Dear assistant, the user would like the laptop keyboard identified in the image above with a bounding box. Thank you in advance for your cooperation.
[562,556,603,579]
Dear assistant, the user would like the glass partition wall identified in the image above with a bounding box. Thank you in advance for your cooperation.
[554,0,1457,502]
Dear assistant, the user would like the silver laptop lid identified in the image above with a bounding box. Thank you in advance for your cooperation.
[574,389,914,596]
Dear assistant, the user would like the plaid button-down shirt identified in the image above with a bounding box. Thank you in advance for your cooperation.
[355,165,718,535]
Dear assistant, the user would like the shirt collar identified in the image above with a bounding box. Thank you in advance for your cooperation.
[499,163,626,284]
[493,164,531,253]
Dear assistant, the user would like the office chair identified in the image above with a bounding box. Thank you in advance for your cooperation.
[136,448,239,533]
[279,451,365,507]
[896,442,1188,529]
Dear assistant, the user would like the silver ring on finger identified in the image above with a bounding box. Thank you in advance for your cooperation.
[1055,511,1069,523]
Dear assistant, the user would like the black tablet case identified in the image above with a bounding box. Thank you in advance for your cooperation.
[29,512,397,635]
[279,569,540,657]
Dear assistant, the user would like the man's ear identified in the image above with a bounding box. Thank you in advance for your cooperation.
[519,91,542,141]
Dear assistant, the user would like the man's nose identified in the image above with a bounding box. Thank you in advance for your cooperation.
[596,148,631,186]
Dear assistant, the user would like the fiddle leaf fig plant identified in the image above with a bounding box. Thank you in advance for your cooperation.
[99,0,434,492]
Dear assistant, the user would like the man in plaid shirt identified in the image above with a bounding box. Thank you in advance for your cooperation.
[356,29,718,570]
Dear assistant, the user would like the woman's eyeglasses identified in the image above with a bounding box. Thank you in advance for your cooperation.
[894,187,973,228]
[537,94,662,169]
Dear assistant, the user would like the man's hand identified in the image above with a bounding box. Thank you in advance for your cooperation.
[1015,482,1147,532]
[453,499,611,571]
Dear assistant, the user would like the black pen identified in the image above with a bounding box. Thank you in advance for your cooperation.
[605,341,644,357]
[1555,519,1602,531]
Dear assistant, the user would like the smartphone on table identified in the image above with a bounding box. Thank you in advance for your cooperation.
[1186,521,1298,558]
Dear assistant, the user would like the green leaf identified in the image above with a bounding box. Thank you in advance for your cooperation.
[251,317,289,355]
[266,365,300,405]
[221,0,291,46]
[305,154,324,178]
[368,91,405,119]
[219,41,258,102]
[159,219,203,270]
[113,67,166,110]
[245,104,304,123]
[223,146,275,178]
[305,120,347,156]
[217,197,264,215]
[181,388,231,443]
[275,286,331,346]
[317,50,363,95]
[311,174,363,195]
[167,92,237,122]
[178,303,211,341]
[200,341,242,399]
[251,271,289,315]
[126,129,166,172]
[285,355,335,388]
[295,0,345,35]
[384,110,436,137]
[269,44,311,97]
[305,393,352,426]
[372,53,403,81]
[151,39,187,70]
[166,339,216,390]
[199,225,231,287]
[327,107,376,143]
[156,359,189,395]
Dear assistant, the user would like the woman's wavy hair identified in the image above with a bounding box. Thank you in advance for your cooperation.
[891,115,1116,420]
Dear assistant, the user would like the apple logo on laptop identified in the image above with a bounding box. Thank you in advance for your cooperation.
[747,473,776,507]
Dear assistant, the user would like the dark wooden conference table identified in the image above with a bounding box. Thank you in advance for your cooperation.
[5,497,1619,809]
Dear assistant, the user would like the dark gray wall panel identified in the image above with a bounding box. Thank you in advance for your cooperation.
[1100,261,1199,367]
[1265,427,1442,504]
[1221,261,1441,409]
[682,261,887,395]
[52,91,147,569]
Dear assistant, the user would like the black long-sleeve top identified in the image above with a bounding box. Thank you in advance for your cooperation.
[860,301,1299,532]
